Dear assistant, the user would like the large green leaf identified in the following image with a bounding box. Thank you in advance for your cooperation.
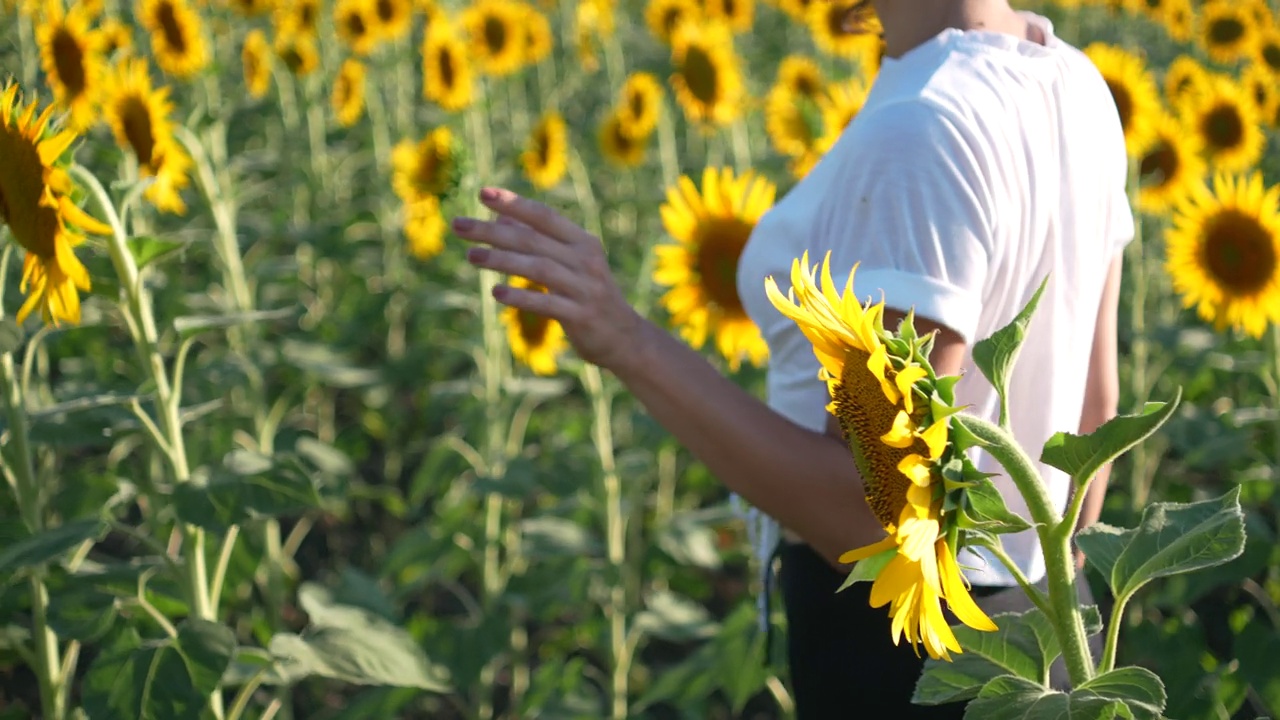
[1075,488,1245,601]
[0,518,105,580]
[1040,391,1182,489]
[914,609,1060,705]
[1075,667,1166,719]
[47,588,118,642]
[959,477,1032,534]
[81,620,233,720]
[971,277,1047,425]
[266,582,450,690]
[171,451,327,530]
[964,673,1161,720]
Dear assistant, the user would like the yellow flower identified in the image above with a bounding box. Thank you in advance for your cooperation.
[335,0,379,56]
[274,29,319,76]
[1084,43,1162,156]
[422,19,474,111]
[36,0,104,131]
[1164,54,1209,107]
[226,0,273,16]
[99,18,134,57]
[391,127,459,203]
[616,72,664,138]
[764,252,997,660]
[521,112,568,190]
[1180,75,1265,172]
[462,0,527,77]
[137,0,209,79]
[1241,62,1279,128]
[0,84,112,326]
[502,276,568,375]
[808,0,881,71]
[274,0,319,35]
[775,54,824,100]
[1165,172,1280,338]
[1158,0,1193,42]
[655,167,773,370]
[644,0,699,46]
[669,19,743,128]
[598,110,647,167]
[816,77,868,153]
[1137,112,1206,215]
[522,5,553,64]
[775,0,813,23]
[369,0,412,41]
[703,0,752,34]
[404,195,446,260]
[332,58,367,127]
[765,87,820,159]
[1199,0,1255,65]
[242,29,271,99]
[102,58,192,215]
[1251,27,1280,77]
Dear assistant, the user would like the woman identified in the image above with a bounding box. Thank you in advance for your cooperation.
[450,0,1132,714]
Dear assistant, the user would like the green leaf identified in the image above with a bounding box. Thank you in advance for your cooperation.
[0,319,23,355]
[914,609,1060,705]
[518,516,600,559]
[1076,488,1246,602]
[964,675,1139,720]
[171,451,328,531]
[655,513,723,570]
[81,634,218,720]
[634,590,717,642]
[47,588,118,642]
[174,619,237,695]
[961,477,1032,534]
[837,545,896,592]
[267,583,450,690]
[1041,390,1182,488]
[0,517,105,579]
[126,236,187,269]
[1076,667,1166,719]
[971,277,1047,425]
[280,339,380,388]
[1234,620,1280,716]
[173,308,295,338]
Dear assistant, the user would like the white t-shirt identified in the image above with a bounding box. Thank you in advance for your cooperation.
[736,12,1134,587]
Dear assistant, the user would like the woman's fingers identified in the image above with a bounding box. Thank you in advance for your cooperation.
[466,246,582,298]
[451,214,578,268]
[492,283,581,323]
[477,187,597,247]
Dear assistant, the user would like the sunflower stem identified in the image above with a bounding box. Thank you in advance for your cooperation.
[977,538,1052,621]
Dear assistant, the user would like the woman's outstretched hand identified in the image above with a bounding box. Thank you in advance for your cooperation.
[451,187,648,374]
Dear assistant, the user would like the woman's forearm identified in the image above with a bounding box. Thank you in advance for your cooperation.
[611,320,885,564]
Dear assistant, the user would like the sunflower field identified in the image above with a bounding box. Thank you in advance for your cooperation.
[1,0,1279,715]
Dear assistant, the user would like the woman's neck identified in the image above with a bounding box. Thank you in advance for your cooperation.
[873,0,1039,59]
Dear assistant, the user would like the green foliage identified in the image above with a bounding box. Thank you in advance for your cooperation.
[0,518,106,579]
[971,277,1048,427]
[1041,391,1182,490]
[963,669,1165,720]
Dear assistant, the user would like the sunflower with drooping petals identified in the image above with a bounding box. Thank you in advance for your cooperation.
[644,0,699,45]
[102,58,192,214]
[1199,0,1255,64]
[1084,43,1162,156]
[1181,75,1265,172]
[332,58,366,127]
[616,72,664,138]
[521,112,568,189]
[599,110,648,167]
[1137,112,1206,215]
[764,251,998,660]
[0,84,112,326]
[335,0,379,55]
[502,276,568,375]
[242,29,271,98]
[669,19,743,128]
[463,0,527,77]
[1164,54,1209,106]
[392,127,460,203]
[404,195,446,260]
[1165,172,1280,339]
[138,0,209,79]
[36,0,104,131]
[655,167,773,370]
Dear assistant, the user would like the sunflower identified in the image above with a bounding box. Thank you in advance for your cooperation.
[1181,75,1265,172]
[644,0,699,46]
[765,87,821,159]
[242,29,271,99]
[1158,0,1193,42]
[574,0,612,72]
[502,276,568,375]
[392,127,459,203]
[422,21,475,111]
[764,252,997,660]
[462,0,527,77]
[521,112,568,189]
[226,0,272,16]
[1165,54,1210,106]
[654,167,772,370]
[274,29,319,76]
[138,0,209,79]
[808,0,881,69]
[1165,172,1280,338]
[274,0,319,34]
[0,84,112,326]
[335,0,379,55]
[404,195,446,260]
[523,5,553,64]
[35,0,104,131]
[816,77,868,153]
[775,0,814,24]
[332,58,366,127]
[99,18,134,57]
[616,72,663,138]
[1084,43,1162,156]
[1199,0,1255,65]
[1242,62,1279,127]
[776,54,824,100]
[1137,112,1206,214]
[598,110,648,167]
[102,58,192,214]
[703,0,752,34]
[669,19,743,127]
[369,0,412,40]
[1252,27,1280,77]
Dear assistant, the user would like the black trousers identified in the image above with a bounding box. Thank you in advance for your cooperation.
[779,541,1103,719]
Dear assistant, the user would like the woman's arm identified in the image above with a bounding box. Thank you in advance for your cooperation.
[452,187,968,565]
[1074,254,1124,566]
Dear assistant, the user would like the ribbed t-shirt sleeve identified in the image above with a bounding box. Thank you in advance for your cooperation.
[819,100,996,344]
